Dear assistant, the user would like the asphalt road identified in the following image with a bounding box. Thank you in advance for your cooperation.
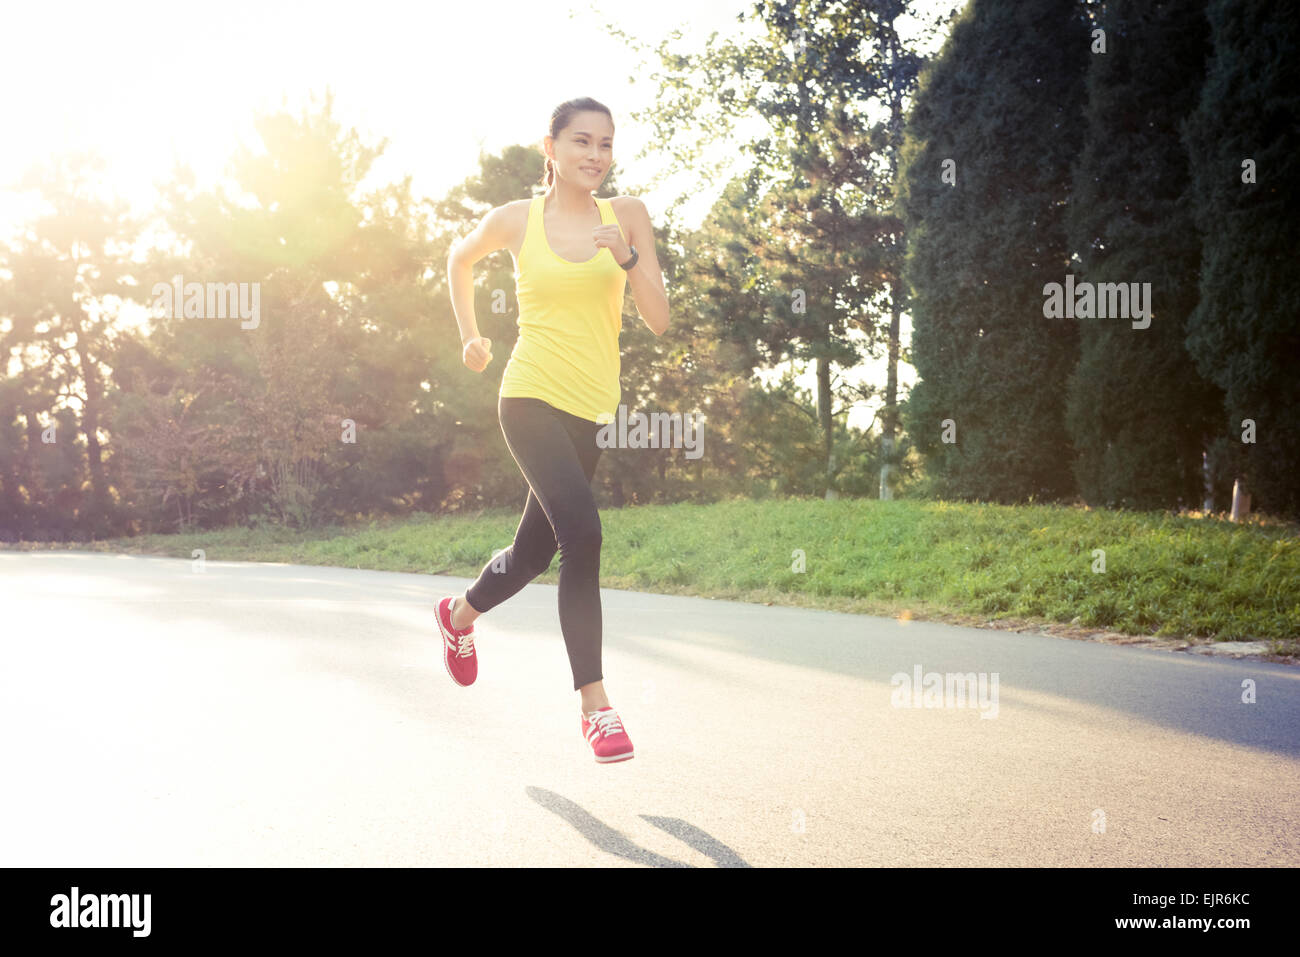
[1,550,1297,867]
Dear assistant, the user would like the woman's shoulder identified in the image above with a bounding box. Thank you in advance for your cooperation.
[498,197,536,233]
[607,195,646,213]
[480,198,533,232]
[607,195,650,228]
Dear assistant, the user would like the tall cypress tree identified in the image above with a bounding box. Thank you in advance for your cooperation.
[1181,0,1300,517]
[1065,0,1223,510]
[899,0,1089,501]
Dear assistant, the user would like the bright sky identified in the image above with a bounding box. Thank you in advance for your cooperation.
[0,0,758,230]
[0,0,960,432]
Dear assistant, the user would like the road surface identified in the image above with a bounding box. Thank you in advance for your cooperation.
[1,550,1296,866]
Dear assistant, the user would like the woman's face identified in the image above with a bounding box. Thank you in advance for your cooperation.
[547,111,614,187]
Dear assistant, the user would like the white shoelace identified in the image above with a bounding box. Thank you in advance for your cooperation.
[588,709,623,736]
[447,602,474,656]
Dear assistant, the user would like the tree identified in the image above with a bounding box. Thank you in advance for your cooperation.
[607,0,950,498]
[1064,0,1223,510]
[1181,0,1300,517]
[0,151,139,538]
[132,89,449,528]
[899,0,1089,502]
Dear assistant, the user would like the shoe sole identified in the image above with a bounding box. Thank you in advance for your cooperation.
[436,600,475,687]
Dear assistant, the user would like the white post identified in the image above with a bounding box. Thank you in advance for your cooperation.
[1201,451,1214,512]
[879,436,894,500]
[1230,478,1251,523]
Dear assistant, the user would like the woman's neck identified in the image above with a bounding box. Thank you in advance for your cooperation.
[547,181,597,216]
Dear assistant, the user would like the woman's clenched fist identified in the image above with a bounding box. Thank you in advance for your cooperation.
[462,336,493,372]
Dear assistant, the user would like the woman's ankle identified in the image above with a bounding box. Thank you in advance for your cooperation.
[451,596,476,629]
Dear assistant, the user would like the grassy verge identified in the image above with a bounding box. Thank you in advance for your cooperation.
[8,498,1298,652]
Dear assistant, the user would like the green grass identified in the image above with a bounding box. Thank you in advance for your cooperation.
[9,498,1299,650]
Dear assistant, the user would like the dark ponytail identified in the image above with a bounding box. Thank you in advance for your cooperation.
[538,96,613,192]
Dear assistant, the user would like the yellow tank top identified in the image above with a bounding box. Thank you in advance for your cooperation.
[498,193,627,423]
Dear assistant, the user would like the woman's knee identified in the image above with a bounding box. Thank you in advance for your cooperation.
[509,540,557,578]
[557,513,601,553]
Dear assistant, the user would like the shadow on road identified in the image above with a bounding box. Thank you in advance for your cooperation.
[525,786,751,867]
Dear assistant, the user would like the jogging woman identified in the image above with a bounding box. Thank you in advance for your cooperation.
[439,97,670,763]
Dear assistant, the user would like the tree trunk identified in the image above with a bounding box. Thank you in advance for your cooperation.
[817,351,836,499]
[22,407,45,525]
[880,22,907,502]
[71,306,110,529]
[880,276,902,500]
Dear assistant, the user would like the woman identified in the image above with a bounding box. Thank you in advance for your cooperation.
[439,97,670,763]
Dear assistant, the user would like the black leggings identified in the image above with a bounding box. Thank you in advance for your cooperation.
[464,396,605,691]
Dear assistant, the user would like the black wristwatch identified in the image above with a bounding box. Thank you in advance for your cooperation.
[617,245,639,270]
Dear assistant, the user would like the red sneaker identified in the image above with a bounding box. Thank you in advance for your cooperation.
[581,707,634,763]
[437,596,477,686]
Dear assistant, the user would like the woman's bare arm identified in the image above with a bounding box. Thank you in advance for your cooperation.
[620,197,670,336]
[447,204,514,345]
